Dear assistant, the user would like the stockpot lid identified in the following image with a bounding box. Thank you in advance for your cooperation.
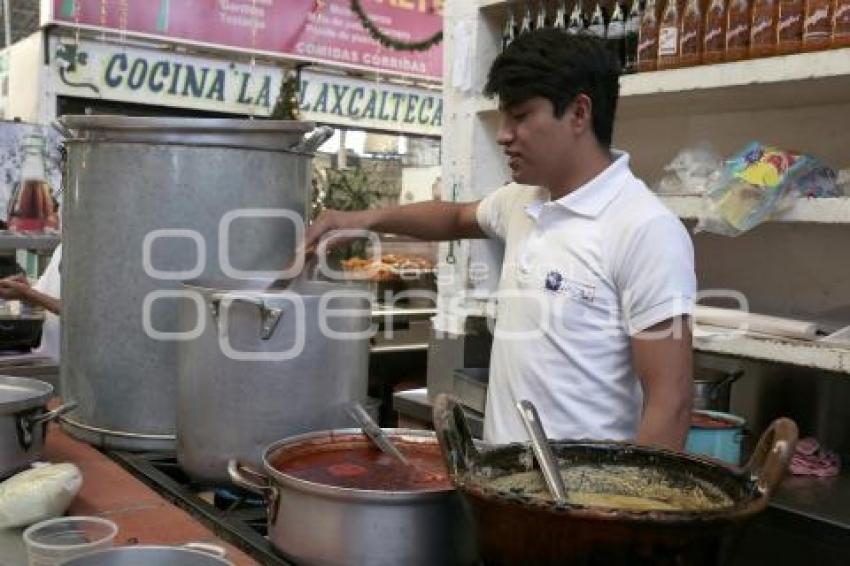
[59,116,316,151]
[0,375,53,415]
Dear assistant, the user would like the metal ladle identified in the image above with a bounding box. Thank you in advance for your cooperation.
[346,402,410,466]
[516,399,568,504]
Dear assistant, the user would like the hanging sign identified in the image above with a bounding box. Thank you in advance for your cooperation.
[297,71,442,136]
[45,0,443,80]
[50,37,442,135]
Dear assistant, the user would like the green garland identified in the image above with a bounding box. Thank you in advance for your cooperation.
[350,0,442,52]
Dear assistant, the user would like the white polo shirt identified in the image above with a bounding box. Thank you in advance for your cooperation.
[476,151,695,444]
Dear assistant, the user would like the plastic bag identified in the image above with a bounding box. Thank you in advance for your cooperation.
[695,142,838,236]
[656,142,723,195]
[0,463,82,528]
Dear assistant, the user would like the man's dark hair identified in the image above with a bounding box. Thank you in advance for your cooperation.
[484,29,620,148]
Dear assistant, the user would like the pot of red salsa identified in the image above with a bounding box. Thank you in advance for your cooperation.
[228,429,477,565]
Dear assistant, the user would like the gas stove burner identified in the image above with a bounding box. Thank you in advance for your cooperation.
[107,451,291,565]
[213,486,265,511]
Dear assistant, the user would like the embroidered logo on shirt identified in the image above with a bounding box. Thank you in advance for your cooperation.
[544,271,563,292]
[544,270,596,303]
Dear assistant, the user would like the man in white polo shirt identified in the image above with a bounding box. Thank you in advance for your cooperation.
[303,30,695,450]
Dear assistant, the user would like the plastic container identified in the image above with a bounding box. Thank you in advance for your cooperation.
[685,410,746,465]
[23,516,118,566]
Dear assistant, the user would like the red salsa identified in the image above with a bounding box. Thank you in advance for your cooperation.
[691,412,740,429]
[272,438,451,492]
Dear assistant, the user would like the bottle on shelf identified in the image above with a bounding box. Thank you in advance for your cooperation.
[536,0,549,29]
[679,0,704,66]
[801,0,833,50]
[749,0,779,58]
[553,0,568,29]
[520,2,534,35]
[502,9,517,51]
[657,0,682,69]
[624,0,642,72]
[588,1,607,38]
[777,0,805,53]
[638,0,660,71]
[725,0,751,60]
[608,2,628,68]
[567,0,587,34]
[703,0,728,63]
[833,0,850,46]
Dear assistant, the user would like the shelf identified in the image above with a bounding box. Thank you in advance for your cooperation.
[0,232,61,252]
[659,196,850,224]
[473,48,850,118]
[694,326,850,374]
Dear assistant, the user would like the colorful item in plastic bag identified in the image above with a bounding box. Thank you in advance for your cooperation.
[697,143,838,235]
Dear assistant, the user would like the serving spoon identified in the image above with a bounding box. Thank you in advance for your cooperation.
[516,399,569,504]
[346,402,410,466]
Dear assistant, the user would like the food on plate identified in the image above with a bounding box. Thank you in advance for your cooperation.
[342,254,434,281]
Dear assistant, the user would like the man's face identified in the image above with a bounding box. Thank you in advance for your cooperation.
[496,96,575,187]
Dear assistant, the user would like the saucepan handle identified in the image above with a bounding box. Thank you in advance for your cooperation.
[743,417,798,495]
[227,459,280,522]
[17,401,79,450]
[208,293,283,340]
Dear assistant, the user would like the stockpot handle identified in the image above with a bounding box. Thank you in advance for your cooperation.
[743,417,798,496]
[227,459,280,522]
[208,293,283,340]
[17,401,78,450]
[289,125,334,153]
[182,543,228,558]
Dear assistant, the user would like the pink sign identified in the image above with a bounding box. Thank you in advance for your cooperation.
[49,0,443,79]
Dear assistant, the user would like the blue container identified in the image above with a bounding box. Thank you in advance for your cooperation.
[685,410,746,465]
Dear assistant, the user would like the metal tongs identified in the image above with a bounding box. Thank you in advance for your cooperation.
[346,402,410,466]
[516,399,568,504]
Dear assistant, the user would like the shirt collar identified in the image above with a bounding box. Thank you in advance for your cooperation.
[524,150,632,220]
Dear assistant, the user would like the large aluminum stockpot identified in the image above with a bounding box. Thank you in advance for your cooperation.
[433,394,798,566]
[0,375,76,478]
[60,117,331,451]
[228,429,478,566]
[177,278,371,485]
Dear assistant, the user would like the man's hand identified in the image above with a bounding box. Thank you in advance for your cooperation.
[0,275,32,301]
[302,209,373,256]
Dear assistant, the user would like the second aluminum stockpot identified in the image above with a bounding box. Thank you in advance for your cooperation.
[177,278,372,485]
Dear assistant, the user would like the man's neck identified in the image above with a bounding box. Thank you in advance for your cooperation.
[547,146,614,200]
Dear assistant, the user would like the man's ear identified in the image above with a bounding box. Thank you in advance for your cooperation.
[569,93,594,136]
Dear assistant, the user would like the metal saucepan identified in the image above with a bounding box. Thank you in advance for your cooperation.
[0,375,76,478]
[228,428,478,566]
[693,367,743,411]
[59,543,232,565]
[433,394,797,566]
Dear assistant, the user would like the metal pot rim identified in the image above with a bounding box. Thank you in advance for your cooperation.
[60,116,317,152]
[0,375,52,415]
[261,428,456,502]
[691,409,746,428]
[60,116,315,134]
[183,279,367,296]
[61,545,233,565]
